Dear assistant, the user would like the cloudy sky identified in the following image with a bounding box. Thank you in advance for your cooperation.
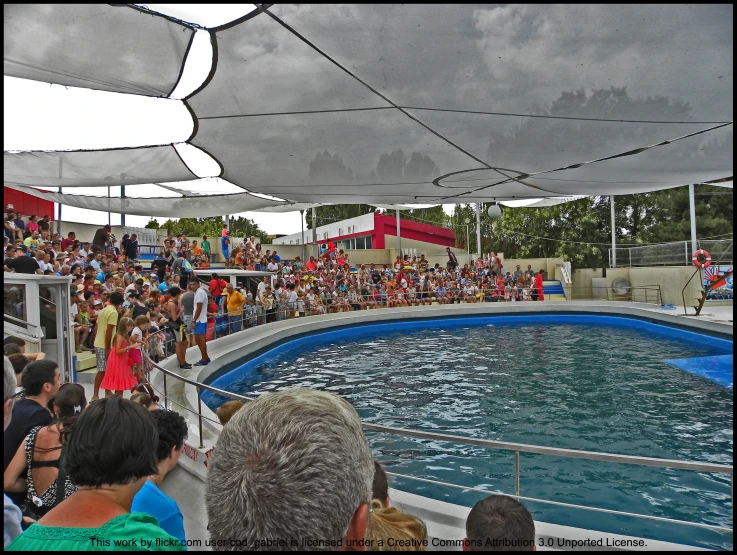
[4,4,732,231]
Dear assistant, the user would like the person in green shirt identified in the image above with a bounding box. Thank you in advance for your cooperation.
[7,396,185,552]
[201,236,210,261]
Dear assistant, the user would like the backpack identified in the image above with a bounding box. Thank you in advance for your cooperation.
[182,259,193,273]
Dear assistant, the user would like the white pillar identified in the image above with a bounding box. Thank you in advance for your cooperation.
[225,215,230,231]
[108,186,111,226]
[56,158,62,236]
[476,202,482,259]
[312,206,317,259]
[610,195,616,268]
[688,183,697,254]
[300,210,305,263]
[121,186,126,227]
[396,209,401,254]
[466,224,471,265]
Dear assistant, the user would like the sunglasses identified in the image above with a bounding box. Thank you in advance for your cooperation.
[11,388,25,400]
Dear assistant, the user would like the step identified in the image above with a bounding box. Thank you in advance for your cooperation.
[75,350,97,372]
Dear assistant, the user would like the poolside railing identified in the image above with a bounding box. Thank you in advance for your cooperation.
[143,352,733,536]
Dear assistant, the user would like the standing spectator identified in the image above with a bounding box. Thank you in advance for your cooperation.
[224,283,246,334]
[124,233,139,262]
[221,230,230,267]
[447,246,459,270]
[37,215,51,234]
[151,252,169,284]
[534,270,545,302]
[131,410,189,544]
[100,318,141,397]
[3,360,59,506]
[91,224,112,254]
[181,281,197,348]
[5,397,185,551]
[201,236,211,261]
[191,282,210,366]
[171,252,191,290]
[208,273,227,305]
[92,291,123,401]
[4,357,23,548]
[464,495,536,551]
[165,287,190,370]
[4,246,41,274]
[205,389,374,549]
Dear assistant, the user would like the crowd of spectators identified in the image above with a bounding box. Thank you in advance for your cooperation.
[4,348,538,551]
[6,216,548,365]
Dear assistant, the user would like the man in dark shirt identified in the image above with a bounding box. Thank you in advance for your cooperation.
[91,224,112,253]
[3,359,59,505]
[37,215,51,233]
[4,246,41,274]
[125,233,139,261]
[151,252,169,283]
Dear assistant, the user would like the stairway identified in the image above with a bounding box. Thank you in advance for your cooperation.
[543,280,567,301]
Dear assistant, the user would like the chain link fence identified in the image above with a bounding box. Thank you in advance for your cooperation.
[610,239,733,267]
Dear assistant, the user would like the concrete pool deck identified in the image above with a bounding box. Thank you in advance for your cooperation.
[147,301,731,550]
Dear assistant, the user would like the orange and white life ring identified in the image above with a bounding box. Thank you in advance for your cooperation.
[692,249,711,268]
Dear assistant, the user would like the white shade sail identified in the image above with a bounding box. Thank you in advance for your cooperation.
[3,4,733,213]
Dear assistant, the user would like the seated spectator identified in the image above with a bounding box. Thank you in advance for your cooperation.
[6,397,185,551]
[130,392,156,411]
[365,499,428,551]
[463,495,536,551]
[3,360,58,507]
[131,410,188,543]
[4,357,23,548]
[206,389,374,548]
[4,383,87,519]
[6,352,47,386]
[215,400,244,426]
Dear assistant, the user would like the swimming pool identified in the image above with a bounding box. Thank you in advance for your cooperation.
[202,315,733,549]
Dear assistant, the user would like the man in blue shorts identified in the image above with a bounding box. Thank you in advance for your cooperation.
[190,283,210,366]
[221,231,230,267]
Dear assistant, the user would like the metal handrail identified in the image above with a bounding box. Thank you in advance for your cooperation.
[146,354,733,533]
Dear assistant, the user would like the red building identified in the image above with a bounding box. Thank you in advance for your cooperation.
[4,187,55,219]
[274,212,455,250]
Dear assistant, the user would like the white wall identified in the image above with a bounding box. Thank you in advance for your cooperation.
[273,213,374,245]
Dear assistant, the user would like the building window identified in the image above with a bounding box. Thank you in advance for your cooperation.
[365,235,372,249]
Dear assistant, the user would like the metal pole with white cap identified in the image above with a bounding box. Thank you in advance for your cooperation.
[610,195,616,268]
[689,183,697,254]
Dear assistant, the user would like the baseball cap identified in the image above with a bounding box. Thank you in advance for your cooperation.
[92,299,102,305]
[6,204,14,210]
[15,245,27,252]
[177,251,183,256]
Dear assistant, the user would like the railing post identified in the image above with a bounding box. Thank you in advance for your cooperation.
[163,371,168,410]
[515,450,520,498]
[197,386,205,449]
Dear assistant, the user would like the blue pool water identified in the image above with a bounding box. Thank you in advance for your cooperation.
[203,315,733,549]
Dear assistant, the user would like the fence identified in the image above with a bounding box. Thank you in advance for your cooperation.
[610,239,733,267]
[144,353,733,537]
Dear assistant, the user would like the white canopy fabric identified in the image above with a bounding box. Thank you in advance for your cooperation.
[500,197,586,209]
[4,183,315,218]
[3,4,733,212]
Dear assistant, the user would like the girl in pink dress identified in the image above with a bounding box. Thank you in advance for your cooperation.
[100,317,140,396]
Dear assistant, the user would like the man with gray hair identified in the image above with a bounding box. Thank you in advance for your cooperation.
[206,389,374,550]
[4,357,23,547]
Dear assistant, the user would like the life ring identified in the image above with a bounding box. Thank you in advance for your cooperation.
[692,249,711,268]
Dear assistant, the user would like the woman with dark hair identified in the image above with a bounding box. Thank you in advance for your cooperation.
[4,383,87,520]
[6,397,185,551]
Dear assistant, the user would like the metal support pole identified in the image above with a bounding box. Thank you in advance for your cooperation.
[466,224,471,265]
[312,206,318,259]
[476,202,482,260]
[197,386,205,449]
[57,158,62,236]
[688,183,697,255]
[225,215,230,231]
[163,372,168,410]
[515,451,520,498]
[108,186,111,226]
[610,195,616,268]
[396,209,401,254]
[121,186,126,226]
[300,209,305,263]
